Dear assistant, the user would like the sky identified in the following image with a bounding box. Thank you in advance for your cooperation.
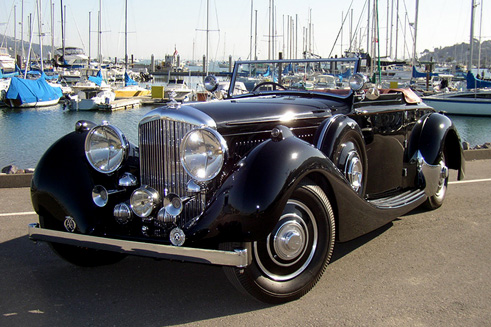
[1,0,489,62]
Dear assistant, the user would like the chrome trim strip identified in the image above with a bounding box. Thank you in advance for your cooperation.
[28,223,251,268]
[139,105,216,129]
[315,114,342,150]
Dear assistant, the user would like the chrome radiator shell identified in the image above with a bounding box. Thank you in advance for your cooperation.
[138,107,217,225]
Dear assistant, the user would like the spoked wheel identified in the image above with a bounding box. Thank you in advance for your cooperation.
[222,181,335,304]
[423,154,449,210]
[40,215,126,267]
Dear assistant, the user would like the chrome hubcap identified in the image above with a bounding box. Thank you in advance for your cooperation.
[274,220,306,261]
[435,160,449,199]
[254,200,318,281]
[345,150,363,192]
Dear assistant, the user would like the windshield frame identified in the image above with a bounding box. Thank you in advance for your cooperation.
[227,57,361,99]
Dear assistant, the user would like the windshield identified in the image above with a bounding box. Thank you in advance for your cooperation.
[228,57,360,98]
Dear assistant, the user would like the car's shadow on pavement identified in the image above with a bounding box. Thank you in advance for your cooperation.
[1,220,398,326]
[0,236,269,326]
[331,222,393,263]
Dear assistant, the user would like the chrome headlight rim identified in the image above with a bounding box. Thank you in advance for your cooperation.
[349,73,367,91]
[84,123,129,174]
[180,127,228,182]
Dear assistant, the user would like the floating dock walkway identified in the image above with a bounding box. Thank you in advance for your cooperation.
[98,98,142,111]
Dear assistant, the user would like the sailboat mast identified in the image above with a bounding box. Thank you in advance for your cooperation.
[98,0,102,68]
[21,0,24,66]
[125,0,128,70]
[88,12,91,65]
[249,0,253,60]
[37,0,44,72]
[206,0,209,74]
[61,0,65,59]
[469,0,476,70]
[14,5,17,60]
[412,0,419,67]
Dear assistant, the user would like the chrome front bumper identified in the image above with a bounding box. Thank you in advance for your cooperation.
[28,223,251,268]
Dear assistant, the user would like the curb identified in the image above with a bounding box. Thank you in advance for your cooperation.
[463,148,491,161]
[0,173,33,189]
[1,149,490,189]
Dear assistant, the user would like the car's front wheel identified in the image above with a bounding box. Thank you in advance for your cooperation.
[222,181,335,303]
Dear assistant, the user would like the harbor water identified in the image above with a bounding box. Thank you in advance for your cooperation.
[0,104,490,170]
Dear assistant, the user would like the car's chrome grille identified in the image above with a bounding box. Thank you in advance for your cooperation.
[139,119,204,225]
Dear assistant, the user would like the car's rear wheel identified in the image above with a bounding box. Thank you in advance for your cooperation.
[222,181,335,304]
[423,154,449,210]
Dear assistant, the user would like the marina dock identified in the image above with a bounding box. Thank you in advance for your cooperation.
[98,98,142,111]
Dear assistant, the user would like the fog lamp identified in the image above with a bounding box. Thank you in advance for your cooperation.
[92,185,109,207]
[130,186,160,218]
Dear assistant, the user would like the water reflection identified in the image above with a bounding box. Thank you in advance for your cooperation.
[0,104,156,169]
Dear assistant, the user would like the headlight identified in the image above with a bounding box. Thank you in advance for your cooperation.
[85,123,128,174]
[349,73,367,91]
[180,128,227,182]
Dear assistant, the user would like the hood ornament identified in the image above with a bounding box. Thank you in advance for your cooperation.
[167,90,180,109]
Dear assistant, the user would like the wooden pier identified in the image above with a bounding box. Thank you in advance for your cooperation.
[98,98,142,111]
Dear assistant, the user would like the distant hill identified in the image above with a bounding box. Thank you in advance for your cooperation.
[1,34,61,60]
[419,40,491,68]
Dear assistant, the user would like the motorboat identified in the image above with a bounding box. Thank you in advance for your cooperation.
[113,72,150,98]
[422,72,491,116]
[0,47,16,72]
[56,47,89,68]
[423,89,491,116]
[163,79,194,101]
[67,88,116,111]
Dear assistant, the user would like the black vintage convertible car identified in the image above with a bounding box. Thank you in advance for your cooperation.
[29,57,465,303]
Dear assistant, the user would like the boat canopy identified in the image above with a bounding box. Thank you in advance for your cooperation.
[0,69,19,78]
[88,70,103,86]
[412,66,438,78]
[467,71,491,89]
[124,72,138,86]
[5,76,62,105]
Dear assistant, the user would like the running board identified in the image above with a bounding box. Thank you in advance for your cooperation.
[368,189,426,209]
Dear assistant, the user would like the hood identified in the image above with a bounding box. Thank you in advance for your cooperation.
[185,95,347,135]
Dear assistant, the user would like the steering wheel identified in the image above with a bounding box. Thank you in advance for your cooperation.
[252,81,287,92]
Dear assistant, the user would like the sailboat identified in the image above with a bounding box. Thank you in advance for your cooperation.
[111,0,150,99]
[4,73,62,108]
[4,0,62,108]
[422,0,491,116]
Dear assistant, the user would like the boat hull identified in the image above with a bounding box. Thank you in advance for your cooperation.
[114,89,150,98]
[5,98,60,108]
[423,93,491,116]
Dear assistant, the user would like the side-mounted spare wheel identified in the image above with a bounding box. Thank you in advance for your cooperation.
[221,181,335,304]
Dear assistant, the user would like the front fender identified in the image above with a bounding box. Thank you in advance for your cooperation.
[408,112,465,180]
[31,131,115,234]
[186,126,340,243]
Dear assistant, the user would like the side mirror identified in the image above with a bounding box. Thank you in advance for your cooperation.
[204,75,218,92]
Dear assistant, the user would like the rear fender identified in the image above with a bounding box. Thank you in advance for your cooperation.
[408,112,465,180]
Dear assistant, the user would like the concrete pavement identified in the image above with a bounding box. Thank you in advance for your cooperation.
[0,160,490,326]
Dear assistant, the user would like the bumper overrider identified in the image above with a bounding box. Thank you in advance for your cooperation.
[28,223,251,268]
